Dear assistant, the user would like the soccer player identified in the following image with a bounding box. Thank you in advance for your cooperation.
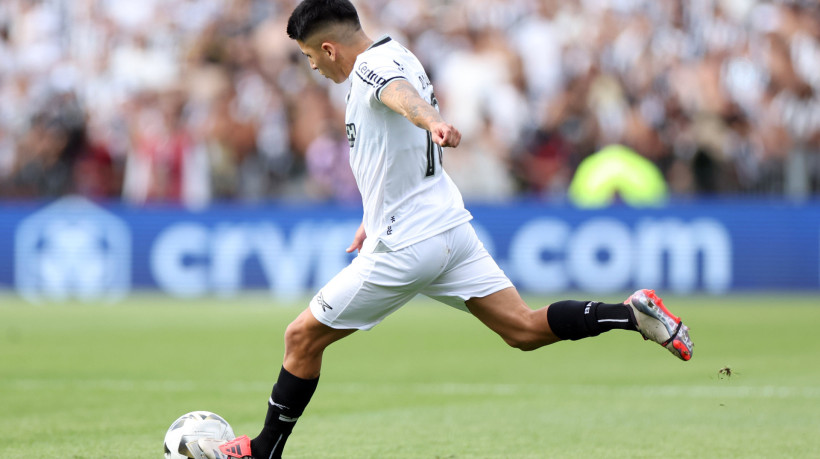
[192,1,693,458]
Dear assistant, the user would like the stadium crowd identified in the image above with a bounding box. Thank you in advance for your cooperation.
[0,0,818,205]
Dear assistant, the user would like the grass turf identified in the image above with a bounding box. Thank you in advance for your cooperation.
[1,293,819,458]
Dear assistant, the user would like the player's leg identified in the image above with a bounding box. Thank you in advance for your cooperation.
[464,286,638,351]
[424,223,692,359]
[283,307,357,379]
[195,310,354,459]
[204,239,451,459]
[244,308,355,459]
[464,286,558,350]
[467,287,692,360]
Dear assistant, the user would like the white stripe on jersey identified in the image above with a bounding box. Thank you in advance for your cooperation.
[346,36,472,253]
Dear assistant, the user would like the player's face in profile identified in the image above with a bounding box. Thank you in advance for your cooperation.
[297,40,341,83]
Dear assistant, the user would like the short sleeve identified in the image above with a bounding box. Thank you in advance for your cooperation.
[353,55,408,103]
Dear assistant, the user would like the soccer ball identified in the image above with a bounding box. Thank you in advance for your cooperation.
[163,411,235,459]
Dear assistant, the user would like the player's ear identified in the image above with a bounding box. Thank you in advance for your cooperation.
[321,42,336,60]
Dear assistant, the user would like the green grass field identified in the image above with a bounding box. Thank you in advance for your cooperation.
[2,293,819,458]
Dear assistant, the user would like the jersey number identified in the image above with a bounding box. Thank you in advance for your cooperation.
[425,93,443,177]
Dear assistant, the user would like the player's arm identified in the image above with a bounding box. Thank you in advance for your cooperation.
[379,79,461,148]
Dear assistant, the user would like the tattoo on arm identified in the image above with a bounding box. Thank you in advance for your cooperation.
[380,80,442,131]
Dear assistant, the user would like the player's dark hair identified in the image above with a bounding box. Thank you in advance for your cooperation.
[286,0,362,42]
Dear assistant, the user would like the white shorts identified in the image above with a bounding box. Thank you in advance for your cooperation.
[309,222,513,330]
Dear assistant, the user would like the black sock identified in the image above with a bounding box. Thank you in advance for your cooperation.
[251,366,319,459]
[546,300,637,341]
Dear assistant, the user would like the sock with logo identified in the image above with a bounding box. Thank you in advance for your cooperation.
[546,300,637,341]
[250,366,319,459]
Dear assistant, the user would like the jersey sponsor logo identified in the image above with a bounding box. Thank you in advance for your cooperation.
[345,123,356,147]
[356,62,387,87]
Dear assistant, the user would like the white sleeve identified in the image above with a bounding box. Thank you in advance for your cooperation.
[352,55,408,103]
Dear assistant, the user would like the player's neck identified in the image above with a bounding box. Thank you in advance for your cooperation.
[341,31,373,78]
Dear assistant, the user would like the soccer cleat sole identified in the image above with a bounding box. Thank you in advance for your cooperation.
[671,335,692,361]
[627,289,694,361]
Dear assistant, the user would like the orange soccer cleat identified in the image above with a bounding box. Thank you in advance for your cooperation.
[188,435,253,459]
[625,289,694,361]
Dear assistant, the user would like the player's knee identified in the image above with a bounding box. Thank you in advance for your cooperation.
[283,321,303,350]
[284,318,316,356]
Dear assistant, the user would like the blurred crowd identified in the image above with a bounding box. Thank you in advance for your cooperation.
[0,0,818,206]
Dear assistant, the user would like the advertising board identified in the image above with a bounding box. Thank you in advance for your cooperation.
[2,197,817,301]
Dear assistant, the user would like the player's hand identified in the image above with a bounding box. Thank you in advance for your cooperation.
[430,122,461,148]
[346,223,367,253]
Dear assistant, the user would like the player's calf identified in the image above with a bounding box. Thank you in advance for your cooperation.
[497,309,558,351]
[545,291,693,361]
[546,299,637,341]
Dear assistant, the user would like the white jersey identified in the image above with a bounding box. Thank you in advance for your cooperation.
[345,35,472,253]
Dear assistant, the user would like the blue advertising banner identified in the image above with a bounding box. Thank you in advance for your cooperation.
[1,196,818,302]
